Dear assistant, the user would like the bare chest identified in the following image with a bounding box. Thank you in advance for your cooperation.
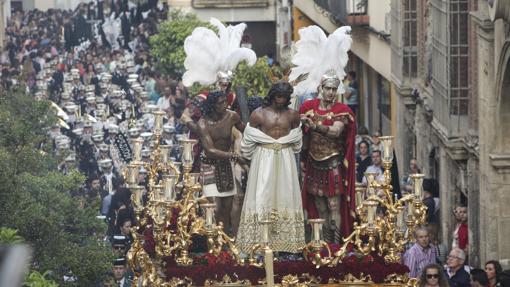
[258,110,294,139]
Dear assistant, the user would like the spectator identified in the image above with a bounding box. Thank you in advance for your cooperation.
[355,125,371,149]
[356,140,372,183]
[452,205,469,252]
[485,260,503,287]
[362,150,384,185]
[403,226,437,278]
[423,181,437,224]
[446,248,470,287]
[112,257,132,287]
[471,268,490,287]
[344,71,359,118]
[419,263,450,287]
[427,224,448,265]
[370,131,383,152]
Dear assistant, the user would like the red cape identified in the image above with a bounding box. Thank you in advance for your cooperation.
[299,98,357,236]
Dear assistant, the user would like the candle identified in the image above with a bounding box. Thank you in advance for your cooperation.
[132,138,144,162]
[365,201,377,225]
[179,139,198,167]
[355,184,366,207]
[411,174,425,199]
[407,202,415,220]
[396,206,404,230]
[206,207,214,227]
[379,136,394,162]
[163,175,177,202]
[364,172,377,196]
[200,203,216,229]
[131,185,144,210]
[159,145,171,164]
[152,185,163,201]
[127,163,139,185]
[153,110,165,134]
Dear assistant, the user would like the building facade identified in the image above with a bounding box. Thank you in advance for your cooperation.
[392,0,510,266]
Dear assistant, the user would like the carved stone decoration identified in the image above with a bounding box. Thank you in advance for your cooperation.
[487,0,510,22]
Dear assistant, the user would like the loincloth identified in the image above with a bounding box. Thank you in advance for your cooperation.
[201,155,234,193]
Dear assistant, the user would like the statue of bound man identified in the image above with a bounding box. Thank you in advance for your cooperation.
[197,91,246,236]
[236,81,305,254]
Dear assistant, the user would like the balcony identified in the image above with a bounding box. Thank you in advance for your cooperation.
[313,0,369,26]
[192,0,269,8]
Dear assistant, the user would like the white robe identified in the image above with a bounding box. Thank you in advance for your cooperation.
[235,123,305,253]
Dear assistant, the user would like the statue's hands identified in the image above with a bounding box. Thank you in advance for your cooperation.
[300,115,316,129]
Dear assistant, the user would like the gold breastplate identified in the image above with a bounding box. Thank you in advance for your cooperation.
[309,131,344,161]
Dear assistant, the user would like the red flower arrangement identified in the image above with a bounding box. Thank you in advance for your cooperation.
[165,251,409,285]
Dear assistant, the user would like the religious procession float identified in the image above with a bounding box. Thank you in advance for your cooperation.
[124,18,427,287]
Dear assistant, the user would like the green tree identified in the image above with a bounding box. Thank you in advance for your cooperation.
[0,87,113,286]
[150,10,212,76]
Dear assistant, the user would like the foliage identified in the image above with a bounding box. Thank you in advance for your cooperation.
[150,10,283,97]
[150,10,213,76]
[0,227,24,244]
[187,58,283,98]
[0,87,113,286]
[25,271,59,287]
[232,57,281,98]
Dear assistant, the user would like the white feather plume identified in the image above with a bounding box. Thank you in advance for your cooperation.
[182,18,257,87]
[289,25,352,96]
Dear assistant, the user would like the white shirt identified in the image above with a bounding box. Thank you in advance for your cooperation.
[156,96,170,111]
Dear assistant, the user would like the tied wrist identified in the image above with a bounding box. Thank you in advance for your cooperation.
[229,152,240,163]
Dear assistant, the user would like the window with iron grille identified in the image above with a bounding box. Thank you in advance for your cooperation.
[431,0,469,131]
[402,0,417,78]
[449,0,468,115]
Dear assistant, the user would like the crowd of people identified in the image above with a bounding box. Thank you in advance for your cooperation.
[0,1,188,285]
[1,1,509,286]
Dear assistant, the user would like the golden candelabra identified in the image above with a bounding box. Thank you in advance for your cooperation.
[126,111,424,286]
[126,111,242,287]
[303,136,427,267]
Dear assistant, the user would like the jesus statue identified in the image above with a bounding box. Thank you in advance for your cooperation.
[235,81,305,254]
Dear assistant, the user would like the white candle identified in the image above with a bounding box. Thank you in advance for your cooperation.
[206,208,213,227]
[153,111,165,134]
[397,207,404,229]
[133,138,143,162]
[127,164,139,185]
[163,175,176,202]
[412,174,425,198]
[159,145,170,164]
[407,202,415,220]
[152,185,163,201]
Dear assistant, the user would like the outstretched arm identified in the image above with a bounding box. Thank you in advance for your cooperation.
[180,107,199,134]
